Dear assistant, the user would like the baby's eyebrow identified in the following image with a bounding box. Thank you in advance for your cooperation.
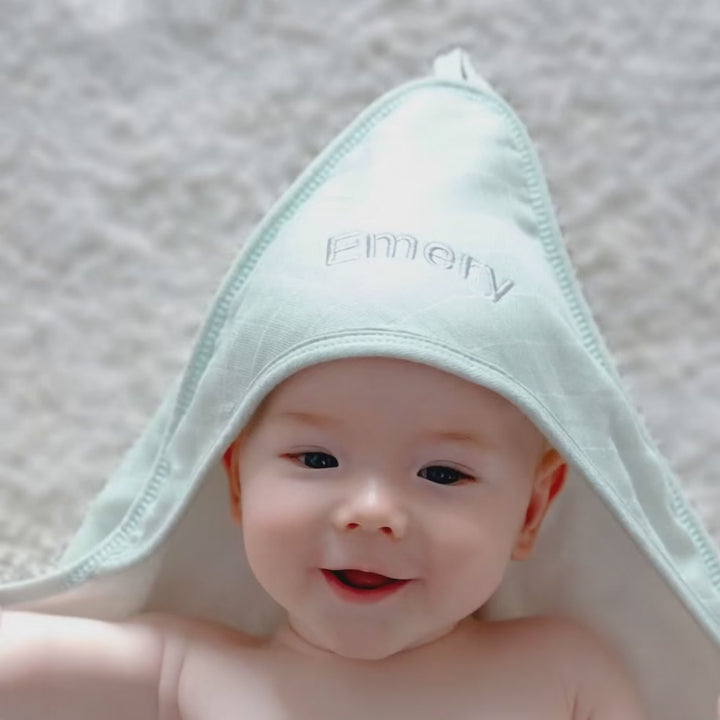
[271,411,339,429]
[418,430,496,451]
[270,412,494,450]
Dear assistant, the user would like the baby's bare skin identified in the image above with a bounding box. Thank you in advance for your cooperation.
[159,612,645,720]
[0,607,645,720]
[0,360,648,719]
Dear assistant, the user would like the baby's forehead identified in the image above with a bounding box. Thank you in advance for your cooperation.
[241,357,546,447]
[256,357,508,413]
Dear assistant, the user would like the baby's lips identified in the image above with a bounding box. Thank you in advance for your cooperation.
[327,569,413,589]
[342,569,395,585]
[326,567,403,580]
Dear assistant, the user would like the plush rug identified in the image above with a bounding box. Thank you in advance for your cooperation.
[1,0,719,583]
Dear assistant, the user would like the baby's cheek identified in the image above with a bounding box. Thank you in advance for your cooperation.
[243,499,304,550]
[433,515,517,590]
[242,489,316,563]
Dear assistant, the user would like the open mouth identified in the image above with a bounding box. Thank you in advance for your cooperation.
[321,569,411,603]
[330,569,399,589]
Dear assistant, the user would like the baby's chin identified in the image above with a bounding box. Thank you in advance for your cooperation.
[297,620,463,662]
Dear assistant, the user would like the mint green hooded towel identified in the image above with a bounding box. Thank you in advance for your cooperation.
[2,48,718,718]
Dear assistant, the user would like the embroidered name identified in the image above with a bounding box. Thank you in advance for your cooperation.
[325,232,514,303]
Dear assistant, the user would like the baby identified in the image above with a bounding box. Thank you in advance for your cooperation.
[0,356,648,719]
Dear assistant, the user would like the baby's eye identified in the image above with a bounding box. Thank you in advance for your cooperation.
[294,452,339,469]
[418,465,473,486]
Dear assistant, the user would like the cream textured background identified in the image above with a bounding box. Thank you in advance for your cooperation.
[1,0,719,583]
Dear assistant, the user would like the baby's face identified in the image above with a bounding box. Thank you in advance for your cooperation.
[226,357,564,660]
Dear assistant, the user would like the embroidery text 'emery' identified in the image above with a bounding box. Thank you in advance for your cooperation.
[325,232,514,303]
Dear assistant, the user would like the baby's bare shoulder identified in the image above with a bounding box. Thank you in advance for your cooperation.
[495,615,648,719]
[489,613,610,651]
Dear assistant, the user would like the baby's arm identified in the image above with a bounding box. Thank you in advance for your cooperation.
[0,607,178,720]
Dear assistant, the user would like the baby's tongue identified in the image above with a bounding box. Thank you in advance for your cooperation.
[343,570,394,588]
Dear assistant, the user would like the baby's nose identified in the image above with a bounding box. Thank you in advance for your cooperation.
[333,482,408,540]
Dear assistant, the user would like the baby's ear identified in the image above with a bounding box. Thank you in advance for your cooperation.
[222,442,236,478]
[223,438,243,526]
[511,449,567,561]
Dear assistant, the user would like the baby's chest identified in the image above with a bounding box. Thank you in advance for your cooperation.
[177,644,574,720]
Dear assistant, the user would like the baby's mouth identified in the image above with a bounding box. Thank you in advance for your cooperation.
[329,569,399,589]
